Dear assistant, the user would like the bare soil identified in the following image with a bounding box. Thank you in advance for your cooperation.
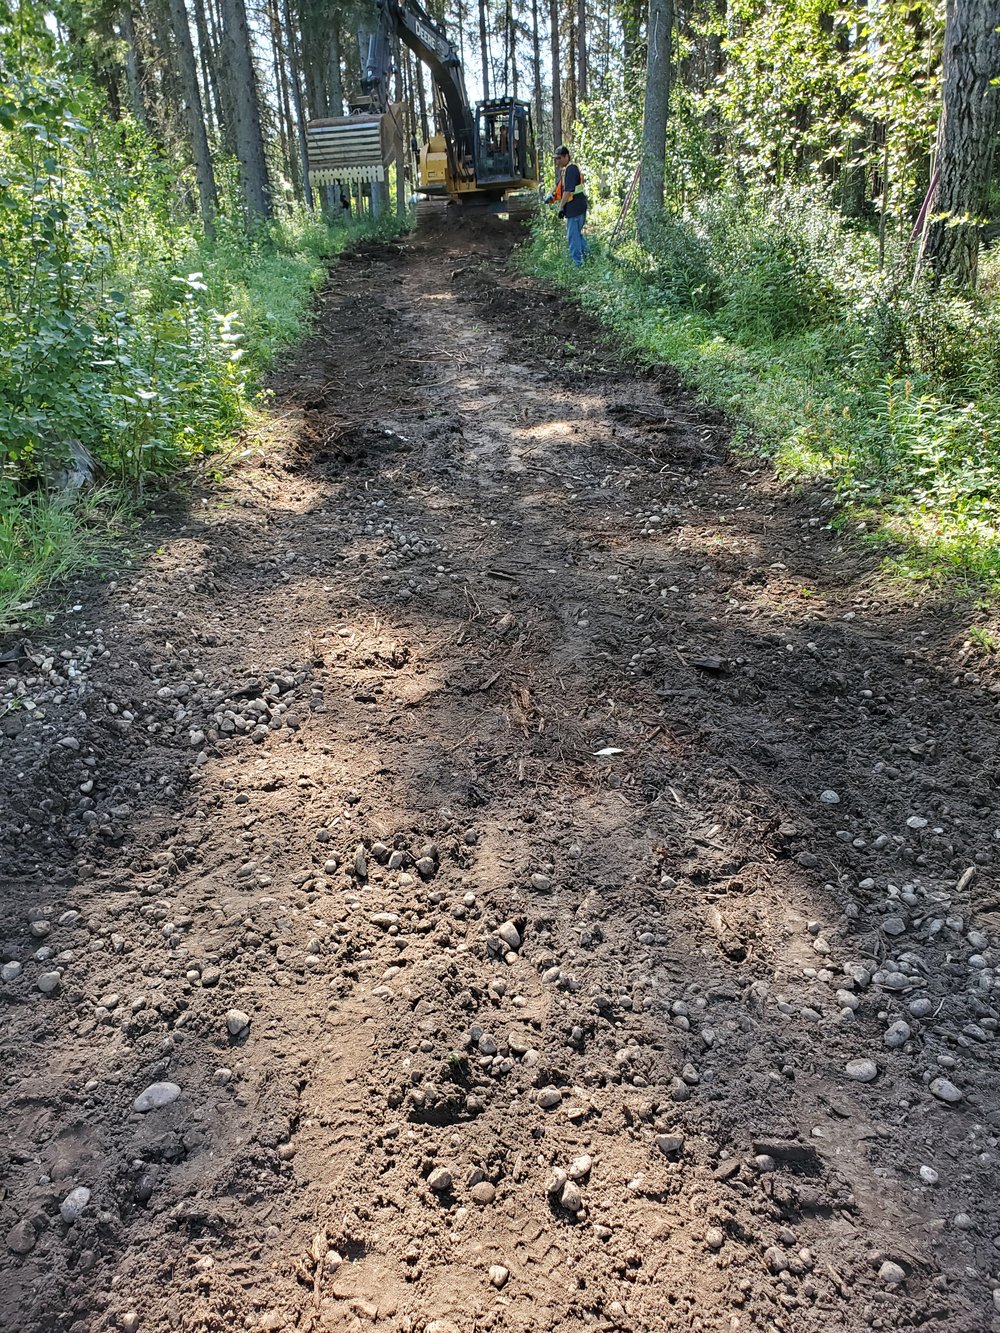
[2,224,1000,1333]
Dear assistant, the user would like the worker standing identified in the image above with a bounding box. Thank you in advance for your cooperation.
[547,144,588,266]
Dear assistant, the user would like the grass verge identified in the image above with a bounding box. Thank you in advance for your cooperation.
[0,212,409,632]
[519,202,1000,596]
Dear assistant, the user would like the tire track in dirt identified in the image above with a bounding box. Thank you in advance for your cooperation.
[1,225,998,1333]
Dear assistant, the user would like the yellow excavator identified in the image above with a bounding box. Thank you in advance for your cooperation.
[305,0,539,211]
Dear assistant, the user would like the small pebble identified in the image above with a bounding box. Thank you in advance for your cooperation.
[226,1009,250,1036]
[919,1165,939,1185]
[705,1227,725,1250]
[133,1081,181,1113]
[59,1187,91,1223]
[37,971,60,995]
[497,921,521,951]
[428,1167,452,1192]
[536,1087,562,1110]
[819,790,840,805]
[489,1264,509,1288]
[560,1180,584,1212]
[879,1260,906,1286]
[470,1182,495,1204]
[929,1077,963,1104]
[845,1058,878,1082]
[884,1020,911,1049]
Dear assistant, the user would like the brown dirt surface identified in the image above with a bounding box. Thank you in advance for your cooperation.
[2,224,1000,1333]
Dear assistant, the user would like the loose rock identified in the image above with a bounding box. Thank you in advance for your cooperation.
[845,1058,878,1082]
[133,1081,182,1113]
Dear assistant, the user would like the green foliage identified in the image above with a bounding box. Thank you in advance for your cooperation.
[520,188,1000,591]
[0,9,409,628]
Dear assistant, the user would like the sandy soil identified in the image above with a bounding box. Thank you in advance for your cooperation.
[2,222,999,1333]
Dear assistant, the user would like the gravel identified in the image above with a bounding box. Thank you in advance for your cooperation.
[844,1058,878,1082]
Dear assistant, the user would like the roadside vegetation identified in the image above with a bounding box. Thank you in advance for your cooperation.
[0,7,404,629]
[523,195,1000,589]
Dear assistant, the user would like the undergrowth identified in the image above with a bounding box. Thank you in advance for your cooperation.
[520,189,1000,593]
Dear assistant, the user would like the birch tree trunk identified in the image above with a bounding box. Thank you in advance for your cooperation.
[921,0,1000,288]
[167,0,218,234]
[637,0,672,245]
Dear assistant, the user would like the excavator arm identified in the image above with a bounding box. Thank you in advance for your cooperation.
[366,0,475,169]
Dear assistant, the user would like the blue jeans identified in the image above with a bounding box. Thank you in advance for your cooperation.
[566,213,588,266]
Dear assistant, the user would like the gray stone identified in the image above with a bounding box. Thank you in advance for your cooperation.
[654,1134,684,1157]
[37,971,60,994]
[705,1227,725,1250]
[567,1154,592,1180]
[929,1077,963,1104]
[878,1261,906,1286]
[6,1219,35,1254]
[1,961,22,982]
[489,1264,509,1288]
[845,1058,878,1082]
[536,1086,562,1110]
[819,790,840,805]
[427,1167,452,1192]
[919,1165,939,1185]
[226,1009,250,1036]
[884,1020,911,1049]
[530,873,552,892]
[909,998,933,1018]
[882,916,906,936]
[560,1180,584,1212]
[497,921,521,951]
[133,1081,181,1113]
[59,1186,91,1223]
[906,816,928,831]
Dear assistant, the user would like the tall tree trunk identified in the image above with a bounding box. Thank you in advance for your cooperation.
[220,0,272,220]
[922,0,1000,287]
[121,5,149,127]
[479,0,491,98]
[281,0,314,208]
[576,0,587,104]
[415,54,430,140]
[267,0,296,198]
[530,0,543,143]
[548,0,562,146]
[564,5,577,131]
[637,0,672,244]
[167,0,218,233]
[327,18,344,115]
[191,0,222,136]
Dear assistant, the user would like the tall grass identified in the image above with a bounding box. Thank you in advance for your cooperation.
[521,190,1000,590]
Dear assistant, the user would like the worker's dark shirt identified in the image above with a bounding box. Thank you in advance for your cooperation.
[562,163,587,218]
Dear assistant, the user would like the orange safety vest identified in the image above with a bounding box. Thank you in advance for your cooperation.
[554,165,585,201]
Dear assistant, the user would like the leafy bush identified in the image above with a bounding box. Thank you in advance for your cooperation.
[520,184,1000,589]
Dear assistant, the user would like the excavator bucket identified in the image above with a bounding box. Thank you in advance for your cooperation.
[306,107,404,191]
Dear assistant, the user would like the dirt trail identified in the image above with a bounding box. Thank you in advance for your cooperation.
[2,225,1000,1333]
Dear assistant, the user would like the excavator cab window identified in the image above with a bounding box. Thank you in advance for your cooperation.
[474,100,532,184]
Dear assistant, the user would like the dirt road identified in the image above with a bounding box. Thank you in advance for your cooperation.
[2,224,999,1333]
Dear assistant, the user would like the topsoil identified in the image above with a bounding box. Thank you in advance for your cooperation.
[2,220,999,1333]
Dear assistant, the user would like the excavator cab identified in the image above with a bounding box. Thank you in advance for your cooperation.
[474,99,537,190]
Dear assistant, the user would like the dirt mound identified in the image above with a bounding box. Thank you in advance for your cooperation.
[1,232,998,1333]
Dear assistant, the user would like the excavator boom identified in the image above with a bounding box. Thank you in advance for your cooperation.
[305,0,537,208]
